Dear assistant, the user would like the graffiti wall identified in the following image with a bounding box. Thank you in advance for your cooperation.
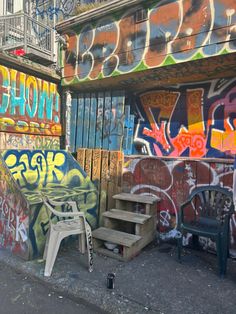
[61,0,236,85]
[0,65,61,137]
[133,78,236,159]
[0,133,60,150]
[32,0,79,26]
[1,150,98,259]
[123,156,236,255]
[0,154,29,259]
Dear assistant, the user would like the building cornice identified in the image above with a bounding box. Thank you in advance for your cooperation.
[56,0,145,32]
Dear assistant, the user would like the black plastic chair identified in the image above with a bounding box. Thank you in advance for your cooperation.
[177,186,234,277]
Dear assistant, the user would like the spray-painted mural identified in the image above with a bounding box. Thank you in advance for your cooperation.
[0,65,61,136]
[0,133,60,150]
[123,156,236,255]
[61,0,236,84]
[133,78,236,159]
[1,150,98,259]
[0,154,29,259]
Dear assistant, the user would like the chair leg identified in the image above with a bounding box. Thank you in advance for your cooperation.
[85,222,93,272]
[43,227,51,260]
[192,235,200,250]
[221,236,229,277]
[44,231,62,277]
[79,233,86,254]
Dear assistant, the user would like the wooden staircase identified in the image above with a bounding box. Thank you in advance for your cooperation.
[92,193,160,261]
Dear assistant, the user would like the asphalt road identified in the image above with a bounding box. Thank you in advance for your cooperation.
[0,263,106,314]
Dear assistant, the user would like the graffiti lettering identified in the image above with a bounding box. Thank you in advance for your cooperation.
[135,79,236,158]
[0,65,61,135]
[62,0,236,83]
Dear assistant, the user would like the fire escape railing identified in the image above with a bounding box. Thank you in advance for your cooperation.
[0,13,55,63]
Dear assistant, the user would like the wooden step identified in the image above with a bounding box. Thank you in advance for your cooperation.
[113,193,160,204]
[92,227,141,247]
[103,209,151,224]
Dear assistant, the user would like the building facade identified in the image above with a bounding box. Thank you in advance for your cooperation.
[57,0,236,254]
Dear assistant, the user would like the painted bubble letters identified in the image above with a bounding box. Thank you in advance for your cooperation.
[0,65,61,135]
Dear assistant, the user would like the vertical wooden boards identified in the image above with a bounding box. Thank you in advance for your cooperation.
[83,93,91,148]
[70,95,78,152]
[109,91,125,151]
[77,148,86,170]
[92,149,102,183]
[88,93,97,149]
[85,148,93,179]
[75,148,124,226]
[76,94,85,149]
[107,151,124,210]
[95,92,104,148]
[99,150,109,226]
[102,91,112,150]
[117,151,124,192]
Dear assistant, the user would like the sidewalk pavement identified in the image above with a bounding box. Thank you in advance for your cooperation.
[1,240,236,314]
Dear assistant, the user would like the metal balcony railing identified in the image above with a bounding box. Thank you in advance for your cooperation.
[0,13,55,64]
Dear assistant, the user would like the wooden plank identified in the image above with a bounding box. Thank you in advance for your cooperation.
[103,209,151,224]
[113,193,160,204]
[76,94,84,149]
[77,148,86,170]
[92,227,141,247]
[88,94,97,148]
[99,150,109,225]
[84,148,93,179]
[92,149,102,182]
[69,95,78,152]
[107,151,119,209]
[102,91,112,150]
[117,151,124,192]
[95,92,104,148]
[83,93,91,147]
[122,230,155,260]
[109,91,125,151]
[135,217,155,236]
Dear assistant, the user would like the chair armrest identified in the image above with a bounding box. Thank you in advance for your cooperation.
[47,198,79,213]
[40,193,83,218]
[45,204,85,218]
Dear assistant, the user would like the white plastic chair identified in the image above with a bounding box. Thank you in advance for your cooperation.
[41,195,93,277]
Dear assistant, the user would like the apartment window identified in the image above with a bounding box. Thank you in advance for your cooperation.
[7,0,14,13]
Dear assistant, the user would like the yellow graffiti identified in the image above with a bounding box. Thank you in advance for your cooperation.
[211,129,236,153]
[5,151,66,188]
